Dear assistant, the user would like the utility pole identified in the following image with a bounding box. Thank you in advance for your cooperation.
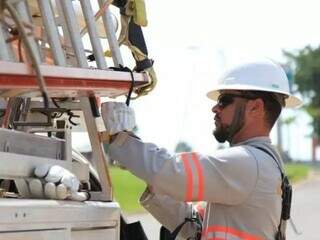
[277,118,283,154]
[312,134,318,162]
[277,64,293,159]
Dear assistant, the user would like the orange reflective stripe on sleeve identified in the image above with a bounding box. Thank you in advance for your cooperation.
[203,225,263,240]
[181,153,193,202]
[191,152,204,201]
[181,152,205,202]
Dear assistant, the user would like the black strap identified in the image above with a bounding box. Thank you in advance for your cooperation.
[126,70,135,106]
[253,146,292,240]
[172,218,200,240]
[164,217,201,240]
[253,146,284,178]
[120,215,149,240]
[109,65,135,106]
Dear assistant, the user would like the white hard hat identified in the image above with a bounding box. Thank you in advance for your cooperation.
[207,59,302,108]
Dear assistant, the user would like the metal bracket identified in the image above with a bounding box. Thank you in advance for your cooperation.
[13,107,68,127]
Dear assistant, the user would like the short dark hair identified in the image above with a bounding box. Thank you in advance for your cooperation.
[242,91,285,128]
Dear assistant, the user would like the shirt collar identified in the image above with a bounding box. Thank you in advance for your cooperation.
[231,136,271,147]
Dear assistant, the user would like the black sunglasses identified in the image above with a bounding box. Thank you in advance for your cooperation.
[217,93,258,109]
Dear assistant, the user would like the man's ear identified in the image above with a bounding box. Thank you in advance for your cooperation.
[247,98,264,115]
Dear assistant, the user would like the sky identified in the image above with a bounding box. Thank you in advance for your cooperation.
[74,0,320,161]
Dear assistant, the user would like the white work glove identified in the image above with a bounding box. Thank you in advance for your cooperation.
[28,165,89,201]
[101,101,136,135]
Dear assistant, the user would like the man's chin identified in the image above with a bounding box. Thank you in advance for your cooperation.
[213,128,229,143]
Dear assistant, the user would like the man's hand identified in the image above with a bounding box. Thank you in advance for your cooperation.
[101,101,136,136]
[28,165,89,201]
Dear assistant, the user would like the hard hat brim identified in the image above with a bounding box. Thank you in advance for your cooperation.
[206,84,303,108]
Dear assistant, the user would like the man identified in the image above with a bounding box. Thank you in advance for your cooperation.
[102,59,302,240]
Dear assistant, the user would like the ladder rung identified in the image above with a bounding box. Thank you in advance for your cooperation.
[0,61,148,98]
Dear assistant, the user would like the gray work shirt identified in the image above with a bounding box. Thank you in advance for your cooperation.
[109,133,283,240]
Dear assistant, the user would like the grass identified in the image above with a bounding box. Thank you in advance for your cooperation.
[285,163,311,183]
[109,167,146,213]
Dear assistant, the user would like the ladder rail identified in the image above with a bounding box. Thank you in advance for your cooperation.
[79,0,107,69]
[37,0,67,66]
[54,0,76,66]
[12,0,42,64]
[0,23,12,61]
[98,0,124,67]
[58,0,88,68]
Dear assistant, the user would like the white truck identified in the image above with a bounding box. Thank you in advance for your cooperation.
[0,0,154,239]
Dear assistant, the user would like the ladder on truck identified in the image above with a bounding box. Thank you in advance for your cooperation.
[0,1,151,239]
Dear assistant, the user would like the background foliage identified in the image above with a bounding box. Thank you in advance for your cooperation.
[284,46,320,139]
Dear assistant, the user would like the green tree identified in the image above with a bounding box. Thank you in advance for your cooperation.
[284,46,320,139]
[174,141,192,153]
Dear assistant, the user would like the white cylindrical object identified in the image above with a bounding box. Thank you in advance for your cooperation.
[44,182,57,199]
[34,164,50,178]
[29,179,44,198]
[56,184,68,200]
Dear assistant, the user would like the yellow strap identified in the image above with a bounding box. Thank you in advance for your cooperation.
[132,66,157,99]
[104,0,156,99]
[124,0,148,26]
[133,0,148,27]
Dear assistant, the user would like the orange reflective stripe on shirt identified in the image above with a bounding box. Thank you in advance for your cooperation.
[181,152,205,202]
[203,225,263,240]
[191,152,204,201]
[181,153,193,202]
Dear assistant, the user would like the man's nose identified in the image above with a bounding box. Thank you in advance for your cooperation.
[212,103,220,114]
